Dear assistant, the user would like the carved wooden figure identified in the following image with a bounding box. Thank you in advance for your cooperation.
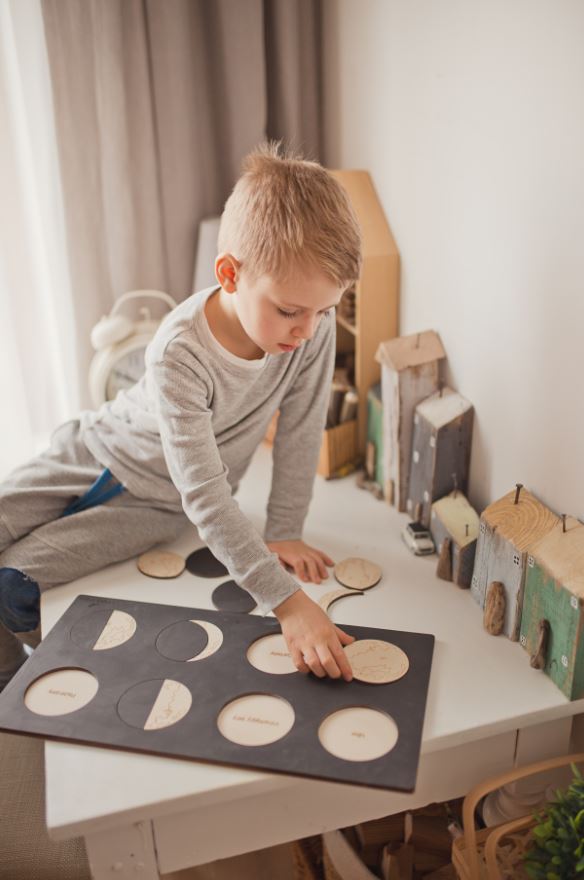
[470,486,558,641]
[430,491,480,588]
[407,387,473,528]
[520,516,584,700]
[375,330,445,511]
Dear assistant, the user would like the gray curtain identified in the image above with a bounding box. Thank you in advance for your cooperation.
[41,0,323,404]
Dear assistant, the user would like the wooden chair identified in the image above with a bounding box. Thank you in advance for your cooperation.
[452,751,584,879]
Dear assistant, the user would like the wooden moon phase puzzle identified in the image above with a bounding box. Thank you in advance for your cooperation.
[0,594,434,792]
[334,557,382,590]
[137,551,185,579]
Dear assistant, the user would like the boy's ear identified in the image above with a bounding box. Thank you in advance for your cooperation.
[215,253,240,293]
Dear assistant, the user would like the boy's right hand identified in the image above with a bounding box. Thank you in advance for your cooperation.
[273,590,355,681]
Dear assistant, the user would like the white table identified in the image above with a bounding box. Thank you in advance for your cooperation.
[41,446,584,879]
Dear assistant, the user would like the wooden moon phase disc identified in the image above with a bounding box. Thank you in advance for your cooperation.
[334,558,382,591]
[25,669,99,717]
[185,547,228,578]
[155,620,209,662]
[188,620,224,661]
[217,694,295,747]
[117,679,192,731]
[318,707,399,762]
[247,634,297,675]
[344,639,409,684]
[212,580,257,614]
[318,588,364,614]
[70,608,137,651]
[137,550,185,579]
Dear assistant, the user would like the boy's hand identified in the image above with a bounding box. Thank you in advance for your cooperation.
[266,539,334,584]
[273,590,355,681]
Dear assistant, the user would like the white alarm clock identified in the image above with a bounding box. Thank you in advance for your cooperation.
[89,289,177,407]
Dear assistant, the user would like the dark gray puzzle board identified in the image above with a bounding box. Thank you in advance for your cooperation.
[0,594,435,792]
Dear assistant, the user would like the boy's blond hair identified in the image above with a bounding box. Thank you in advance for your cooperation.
[217,142,362,288]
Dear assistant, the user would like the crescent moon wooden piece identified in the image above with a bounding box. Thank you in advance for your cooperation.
[188,620,224,661]
[318,588,364,614]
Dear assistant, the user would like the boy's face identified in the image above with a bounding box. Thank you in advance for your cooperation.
[217,255,344,357]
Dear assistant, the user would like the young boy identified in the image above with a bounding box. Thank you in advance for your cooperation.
[0,143,362,690]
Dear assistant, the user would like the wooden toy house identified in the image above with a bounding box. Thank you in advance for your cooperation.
[520,516,584,700]
[431,492,480,588]
[329,170,399,456]
[375,330,445,510]
[470,487,558,641]
[407,387,473,527]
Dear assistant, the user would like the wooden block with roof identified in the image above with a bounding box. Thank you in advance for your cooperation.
[375,330,446,510]
[406,386,473,528]
[520,515,584,700]
[470,486,558,641]
[431,491,480,588]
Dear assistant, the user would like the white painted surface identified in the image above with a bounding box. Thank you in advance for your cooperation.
[322,0,584,518]
[42,446,584,845]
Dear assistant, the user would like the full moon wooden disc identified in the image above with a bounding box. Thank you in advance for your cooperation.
[137,551,185,579]
[24,669,99,717]
[247,634,297,674]
[344,639,409,684]
[185,547,228,578]
[318,707,399,762]
[334,558,382,591]
[217,694,295,746]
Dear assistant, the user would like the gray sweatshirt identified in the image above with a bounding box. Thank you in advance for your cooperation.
[80,286,336,613]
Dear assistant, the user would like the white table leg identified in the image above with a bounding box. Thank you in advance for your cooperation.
[482,716,573,825]
[84,820,160,880]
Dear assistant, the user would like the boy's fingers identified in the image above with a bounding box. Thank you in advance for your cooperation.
[314,555,329,579]
[335,625,356,646]
[316,646,342,679]
[294,560,308,582]
[303,648,326,678]
[321,552,335,567]
[331,641,353,681]
[305,557,321,584]
[291,648,310,674]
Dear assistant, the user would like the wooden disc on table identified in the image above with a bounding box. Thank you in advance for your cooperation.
[137,551,185,579]
[344,639,409,684]
[334,557,382,591]
[212,580,257,614]
[185,547,228,578]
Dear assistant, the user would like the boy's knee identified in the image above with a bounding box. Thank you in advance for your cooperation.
[0,568,40,633]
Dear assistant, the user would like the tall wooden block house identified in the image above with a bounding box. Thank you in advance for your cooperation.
[406,387,473,527]
[431,492,480,588]
[470,488,558,640]
[520,516,584,700]
[375,330,445,510]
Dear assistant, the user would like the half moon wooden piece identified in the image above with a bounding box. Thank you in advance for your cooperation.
[188,620,224,661]
[137,550,185,579]
[93,609,137,650]
[344,639,409,684]
[334,557,382,591]
[144,680,192,731]
[318,587,364,614]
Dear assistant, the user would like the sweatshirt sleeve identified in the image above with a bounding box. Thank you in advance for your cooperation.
[149,336,300,614]
[264,313,336,543]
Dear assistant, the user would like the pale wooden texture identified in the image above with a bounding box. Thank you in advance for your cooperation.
[344,639,409,684]
[137,551,185,579]
[431,493,480,588]
[407,389,474,528]
[318,587,364,614]
[520,517,584,700]
[376,330,446,373]
[380,360,440,511]
[483,582,506,636]
[334,557,382,590]
[330,170,400,454]
[471,489,558,640]
[452,752,584,880]
[317,420,358,477]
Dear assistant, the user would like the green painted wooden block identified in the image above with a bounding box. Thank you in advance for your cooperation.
[520,516,584,700]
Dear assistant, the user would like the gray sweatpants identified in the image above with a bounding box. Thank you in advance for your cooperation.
[0,420,187,629]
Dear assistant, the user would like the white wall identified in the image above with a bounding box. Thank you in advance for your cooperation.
[323,0,584,517]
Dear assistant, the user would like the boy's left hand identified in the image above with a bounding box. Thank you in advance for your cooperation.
[266,540,334,585]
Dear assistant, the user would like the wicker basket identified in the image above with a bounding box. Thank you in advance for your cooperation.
[452,752,584,880]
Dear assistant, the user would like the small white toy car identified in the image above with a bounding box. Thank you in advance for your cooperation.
[401,521,436,556]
